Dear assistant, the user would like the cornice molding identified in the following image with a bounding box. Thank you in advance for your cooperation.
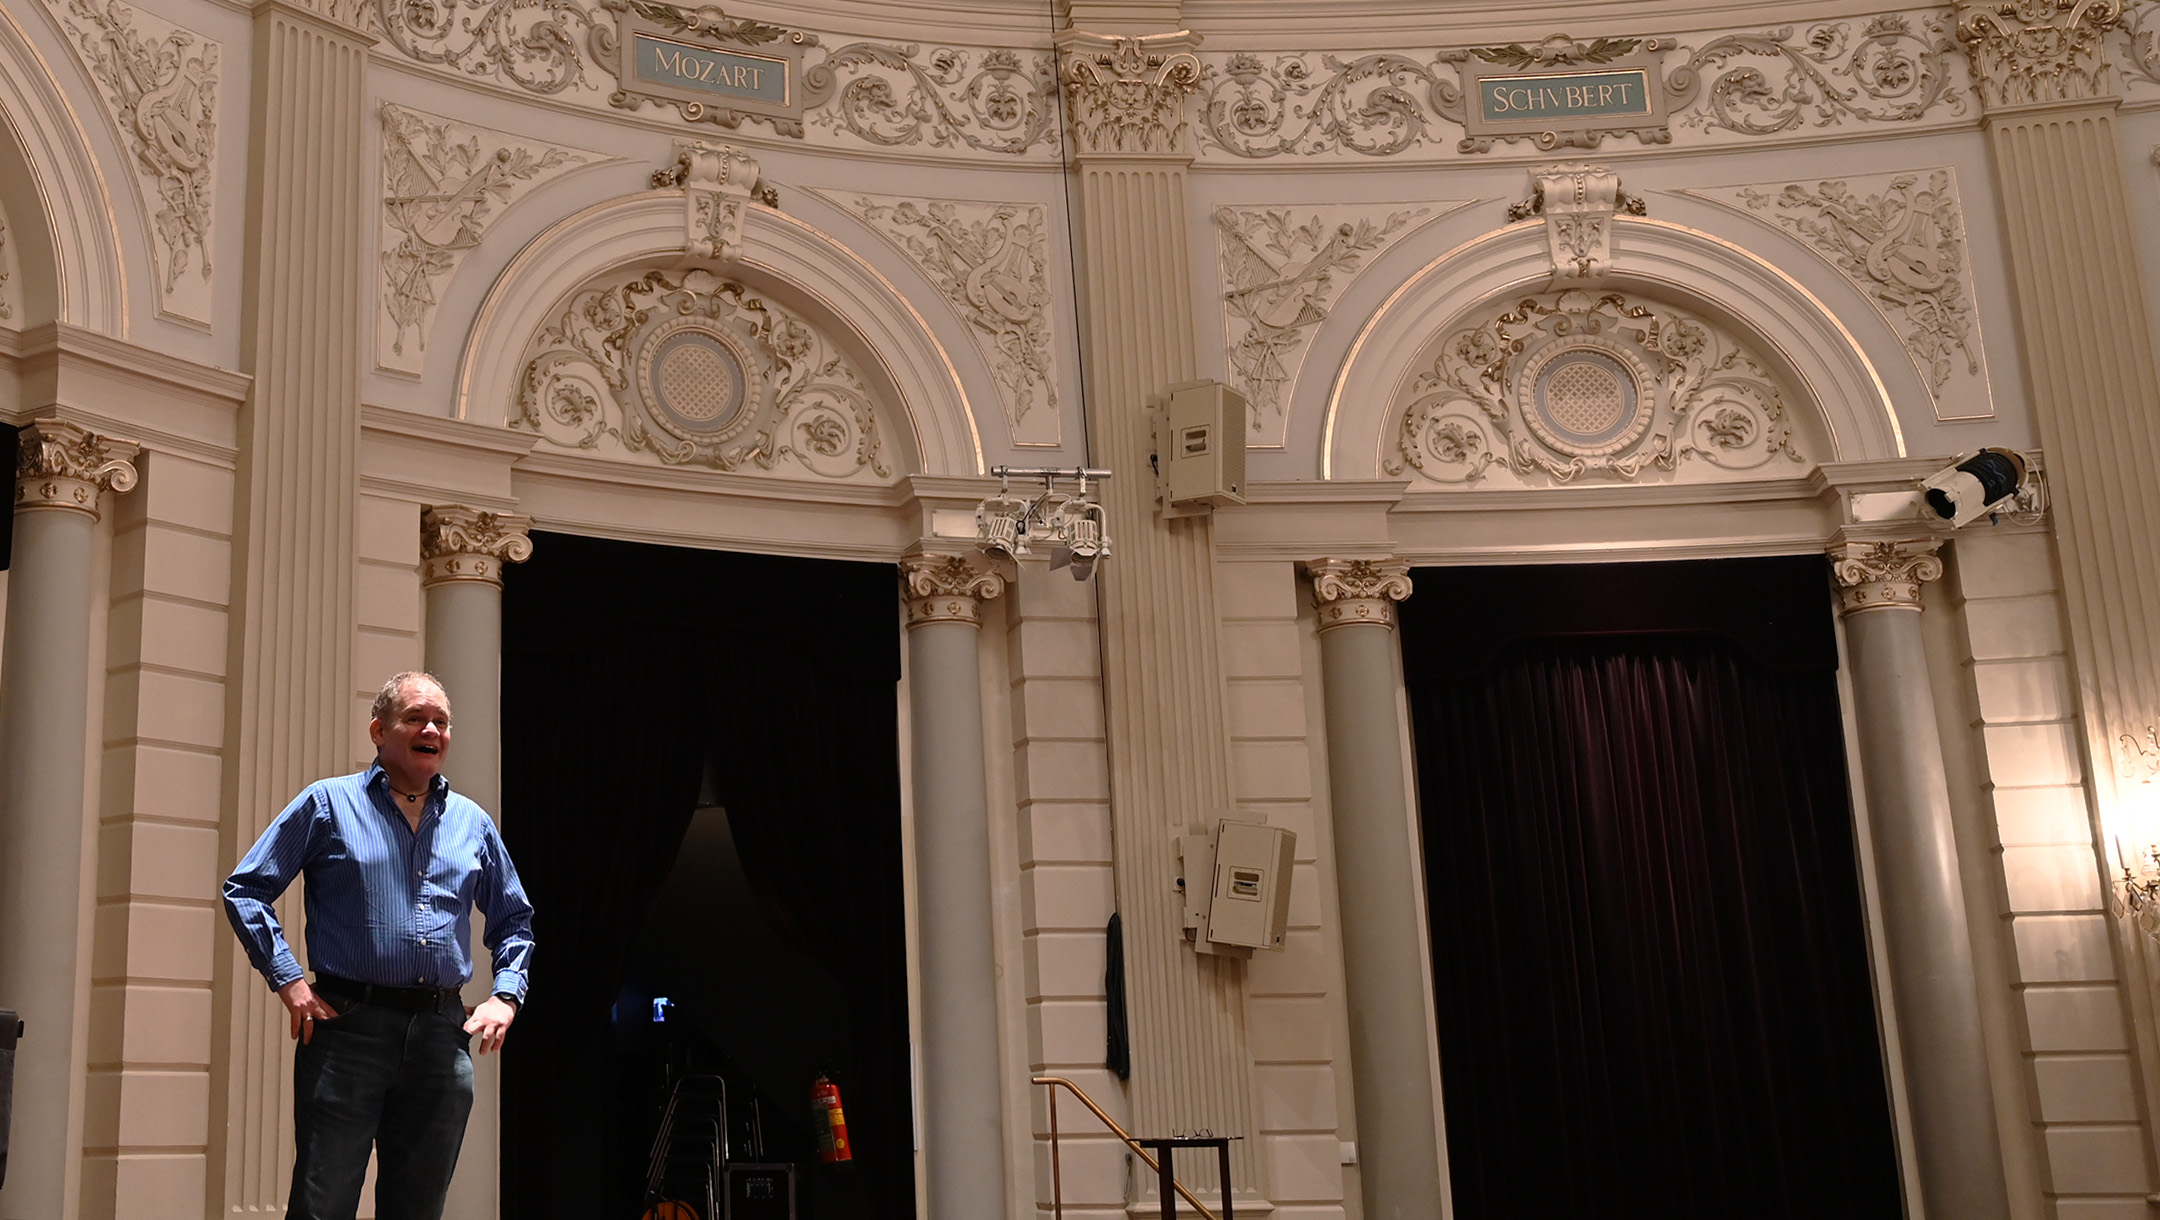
[4,321,252,405]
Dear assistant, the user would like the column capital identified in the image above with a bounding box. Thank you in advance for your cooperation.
[1056,30,1203,159]
[14,420,139,520]
[420,504,534,588]
[1308,557,1413,631]
[901,552,1006,628]
[1956,0,2123,110]
[1830,538,1944,614]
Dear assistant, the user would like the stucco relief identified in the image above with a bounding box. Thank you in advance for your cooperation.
[1192,10,1967,162]
[1388,289,1805,487]
[805,45,1057,154]
[379,103,609,374]
[834,192,1059,445]
[1214,203,1434,446]
[47,0,217,322]
[515,266,891,481]
[1060,32,1203,156]
[1687,168,1993,421]
[1958,0,2123,106]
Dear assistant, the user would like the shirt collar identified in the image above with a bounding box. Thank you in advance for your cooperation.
[365,760,450,798]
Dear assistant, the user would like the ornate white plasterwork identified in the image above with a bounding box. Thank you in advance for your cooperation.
[832,191,1058,445]
[1215,203,1434,446]
[515,266,891,481]
[379,103,611,374]
[1686,168,1992,421]
[1388,288,1806,487]
[1192,10,1968,163]
[47,0,217,322]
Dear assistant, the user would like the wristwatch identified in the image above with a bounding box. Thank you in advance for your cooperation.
[493,991,520,1009]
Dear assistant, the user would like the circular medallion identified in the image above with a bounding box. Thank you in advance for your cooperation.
[631,318,760,446]
[1518,344,1652,458]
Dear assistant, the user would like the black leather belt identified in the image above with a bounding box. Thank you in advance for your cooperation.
[315,973,463,1013]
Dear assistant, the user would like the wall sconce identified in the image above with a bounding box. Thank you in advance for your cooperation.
[2116,725,2160,934]
[975,466,1112,580]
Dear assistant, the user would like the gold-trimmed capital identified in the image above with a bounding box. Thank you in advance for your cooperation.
[1956,0,2124,108]
[1057,30,1203,158]
[14,420,139,519]
[1308,557,1413,631]
[420,505,535,588]
[902,552,1006,627]
[1830,538,1944,614]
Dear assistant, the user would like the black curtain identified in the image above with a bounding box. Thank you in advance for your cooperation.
[499,532,912,1220]
[1402,558,1901,1219]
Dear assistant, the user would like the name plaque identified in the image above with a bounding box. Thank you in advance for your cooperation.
[598,1,824,136]
[1450,37,1682,152]
[633,34,789,105]
[1477,70,1651,122]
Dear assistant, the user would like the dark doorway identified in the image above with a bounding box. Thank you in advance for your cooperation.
[499,532,914,1220]
[1400,556,1902,1219]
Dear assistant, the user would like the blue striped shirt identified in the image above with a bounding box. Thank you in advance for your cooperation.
[223,762,534,1001]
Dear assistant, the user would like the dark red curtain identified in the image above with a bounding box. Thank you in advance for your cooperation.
[1405,562,1900,1219]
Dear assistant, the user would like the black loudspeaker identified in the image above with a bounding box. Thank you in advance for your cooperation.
[723,1163,795,1220]
[0,1010,19,1190]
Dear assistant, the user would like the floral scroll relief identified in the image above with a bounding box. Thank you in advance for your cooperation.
[48,0,218,322]
[1388,289,1806,488]
[379,104,609,374]
[806,45,1057,154]
[1675,14,1968,136]
[374,0,597,96]
[1215,204,1433,446]
[1689,169,1992,421]
[837,192,1059,445]
[515,267,891,481]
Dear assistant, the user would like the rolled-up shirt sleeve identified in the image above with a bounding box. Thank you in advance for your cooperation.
[477,819,535,1003]
[222,788,324,991]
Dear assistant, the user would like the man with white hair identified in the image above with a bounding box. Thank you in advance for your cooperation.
[223,671,535,1220]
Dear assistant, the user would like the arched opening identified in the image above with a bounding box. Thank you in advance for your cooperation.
[498,532,915,1220]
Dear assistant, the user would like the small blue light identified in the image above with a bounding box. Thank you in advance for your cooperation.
[652,997,672,1023]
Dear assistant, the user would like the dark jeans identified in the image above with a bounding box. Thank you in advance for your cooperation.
[289,988,475,1220]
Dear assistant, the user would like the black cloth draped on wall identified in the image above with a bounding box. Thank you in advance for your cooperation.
[1401,558,1901,1219]
[499,532,911,1220]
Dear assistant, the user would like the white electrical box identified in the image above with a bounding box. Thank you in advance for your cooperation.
[1178,817,1294,953]
[1160,380,1247,509]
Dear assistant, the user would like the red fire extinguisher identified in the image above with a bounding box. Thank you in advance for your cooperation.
[811,1075,852,1163]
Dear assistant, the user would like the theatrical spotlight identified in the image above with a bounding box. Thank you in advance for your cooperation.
[974,466,1113,580]
[1920,447,2029,528]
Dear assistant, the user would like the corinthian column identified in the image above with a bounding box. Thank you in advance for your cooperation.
[0,421,137,1220]
[1306,559,1442,1220]
[421,505,532,1220]
[1957,0,2160,863]
[1054,28,1262,1204]
[899,553,1009,1220]
[214,1,375,1210]
[1831,538,2011,1220]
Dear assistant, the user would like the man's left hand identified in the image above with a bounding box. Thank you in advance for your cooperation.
[463,995,517,1054]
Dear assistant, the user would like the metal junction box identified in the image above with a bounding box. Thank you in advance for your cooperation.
[1160,380,1247,510]
[1199,819,1295,951]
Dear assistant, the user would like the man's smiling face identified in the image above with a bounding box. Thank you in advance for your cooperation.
[371,676,452,785]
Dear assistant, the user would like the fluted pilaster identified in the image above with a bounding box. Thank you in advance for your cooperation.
[1057,26,1261,1204]
[212,2,373,1211]
[0,420,137,1220]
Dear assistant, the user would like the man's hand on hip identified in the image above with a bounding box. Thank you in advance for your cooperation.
[464,995,517,1054]
[277,977,339,1043]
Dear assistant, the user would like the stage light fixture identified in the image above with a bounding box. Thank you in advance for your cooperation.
[975,467,1112,580]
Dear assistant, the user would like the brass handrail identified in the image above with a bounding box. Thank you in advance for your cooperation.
[1032,1075,1219,1220]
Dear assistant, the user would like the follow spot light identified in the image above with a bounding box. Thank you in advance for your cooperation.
[1921,447,2028,528]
